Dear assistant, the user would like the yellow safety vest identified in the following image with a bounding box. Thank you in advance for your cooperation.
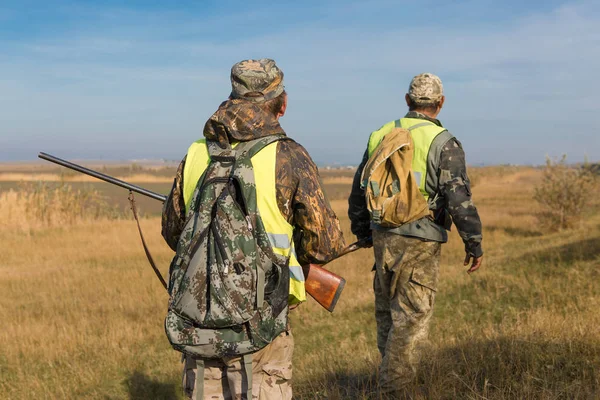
[367,118,446,200]
[182,139,306,305]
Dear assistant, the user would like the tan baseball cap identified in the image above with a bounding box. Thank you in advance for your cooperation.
[408,73,444,104]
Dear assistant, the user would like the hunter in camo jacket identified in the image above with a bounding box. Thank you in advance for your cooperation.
[348,72,484,397]
[162,58,345,400]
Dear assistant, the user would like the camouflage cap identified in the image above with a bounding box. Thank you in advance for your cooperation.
[408,73,444,104]
[230,59,284,103]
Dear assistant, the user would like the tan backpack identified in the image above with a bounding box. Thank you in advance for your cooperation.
[361,122,431,227]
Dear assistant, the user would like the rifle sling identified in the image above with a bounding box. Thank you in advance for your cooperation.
[128,192,168,291]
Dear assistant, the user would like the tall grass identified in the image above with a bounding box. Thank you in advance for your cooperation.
[0,167,599,399]
[0,181,123,232]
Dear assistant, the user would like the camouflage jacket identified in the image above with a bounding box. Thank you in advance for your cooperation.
[162,98,346,265]
[348,111,483,257]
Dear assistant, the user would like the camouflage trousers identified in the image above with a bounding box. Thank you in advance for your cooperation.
[182,330,293,400]
[372,230,441,396]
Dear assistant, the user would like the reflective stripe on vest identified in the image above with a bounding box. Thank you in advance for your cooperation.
[367,118,446,200]
[182,139,306,305]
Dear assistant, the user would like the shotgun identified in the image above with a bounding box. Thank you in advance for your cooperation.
[38,152,359,312]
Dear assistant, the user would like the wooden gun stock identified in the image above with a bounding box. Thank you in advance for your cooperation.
[301,241,363,312]
[302,264,346,312]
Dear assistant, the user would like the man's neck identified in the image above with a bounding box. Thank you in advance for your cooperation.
[405,110,443,127]
[416,109,438,119]
[407,110,436,119]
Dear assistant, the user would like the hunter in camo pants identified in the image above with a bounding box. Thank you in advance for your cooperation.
[348,73,484,396]
[182,331,294,399]
[372,230,441,396]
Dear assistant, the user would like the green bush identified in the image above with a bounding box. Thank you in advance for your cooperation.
[533,155,597,231]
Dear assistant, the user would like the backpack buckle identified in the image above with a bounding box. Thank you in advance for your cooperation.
[372,210,382,224]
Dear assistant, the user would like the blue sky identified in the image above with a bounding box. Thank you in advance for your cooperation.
[1,0,598,165]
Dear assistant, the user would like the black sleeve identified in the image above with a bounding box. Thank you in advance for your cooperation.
[348,149,372,240]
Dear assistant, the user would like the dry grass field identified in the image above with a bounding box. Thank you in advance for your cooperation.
[1,164,599,399]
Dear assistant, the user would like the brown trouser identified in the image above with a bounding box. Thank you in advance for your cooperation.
[373,230,441,396]
[182,330,293,400]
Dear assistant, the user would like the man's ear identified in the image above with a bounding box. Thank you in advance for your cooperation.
[405,93,411,107]
[437,95,445,113]
[277,93,288,119]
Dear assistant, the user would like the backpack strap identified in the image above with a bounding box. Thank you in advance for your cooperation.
[395,119,439,132]
[257,263,265,314]
[242,354,253,399]
[206,134,288,161]
[233,134,288,313]
[407,121,435,131]
[394,119,435,131]
[192,352,252,399]
[195,359,205,400]
[206,131,233,158]
[237,134,288,160]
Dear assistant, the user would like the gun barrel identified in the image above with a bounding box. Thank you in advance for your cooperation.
[38,152,167,203]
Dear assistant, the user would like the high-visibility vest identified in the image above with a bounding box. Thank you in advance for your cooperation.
[182,139,306,305]
[367,118,447,201]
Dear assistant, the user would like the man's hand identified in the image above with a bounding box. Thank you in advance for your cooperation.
[464,253,483,274]
[357,236,373,248]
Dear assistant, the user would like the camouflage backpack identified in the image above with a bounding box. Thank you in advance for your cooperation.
[361,121,431,227]
[165,135,290,396]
